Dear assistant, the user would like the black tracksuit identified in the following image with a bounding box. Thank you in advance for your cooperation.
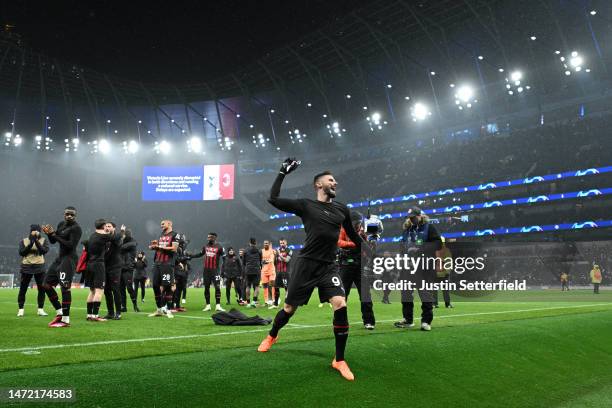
[119,237,138,310]
[104,232,124,316]
[133,258,147,300]
[221,255,243,303]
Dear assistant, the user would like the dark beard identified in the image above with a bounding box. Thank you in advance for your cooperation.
[324,186,336,198]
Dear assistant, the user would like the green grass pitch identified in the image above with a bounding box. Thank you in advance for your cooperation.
[0,288,611,407]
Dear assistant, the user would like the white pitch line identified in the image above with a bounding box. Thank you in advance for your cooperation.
[0,303,610,354]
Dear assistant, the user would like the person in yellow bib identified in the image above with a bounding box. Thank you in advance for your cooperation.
[560,271,569,291]
[590,264,602,294]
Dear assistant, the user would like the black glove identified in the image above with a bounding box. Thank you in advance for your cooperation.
[280,157,300,175]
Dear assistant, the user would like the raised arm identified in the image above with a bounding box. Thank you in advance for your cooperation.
[268,158,304,215]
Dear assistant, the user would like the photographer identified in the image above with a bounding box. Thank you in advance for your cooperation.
[394,206,442,331]
[133,252,148,303]
[17,224,49,317]
[337,212,376,330]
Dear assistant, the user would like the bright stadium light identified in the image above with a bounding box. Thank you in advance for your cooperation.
[188,136,202,153]
[128,140,139,154]
[411,102,431,121]
[159,140,171,155]
[510,71,522,82]
[326,121,344,137]
[454,85,477,110]
[504,70,530,95]
[98,139,111,154]
[366,112,387,131]
[559,51,589,75]
[13,134,22,146]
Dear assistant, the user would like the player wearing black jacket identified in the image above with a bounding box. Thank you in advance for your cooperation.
[257,159,366,382]
[243,239,262,307]
[42,206,83,328]
[103,222,125,320]
[119,230,139,312]
[133,252,147,302]
[221,247,243,304]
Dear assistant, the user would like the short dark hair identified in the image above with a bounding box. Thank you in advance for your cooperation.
[94,219,106,229]
[208,232,217,237]
[65,206,76,211]
[249,237,256,245]
[110,222,116,228]
[313,171,333,186]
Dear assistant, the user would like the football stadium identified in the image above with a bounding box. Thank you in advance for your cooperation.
[0,1,610,407]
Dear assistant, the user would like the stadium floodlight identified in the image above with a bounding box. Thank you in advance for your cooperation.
[158,140,171,155]
[35,135,42,142]
[128,140,139,154]
[326,121,344,137]
[454,85,477,110]
[590,10,596,15]
[559,51,588,75]
[188,136,202,153]
[504,70,530,95]
[366,112,387,131]
[13,135,22,146]
[411,102,431,121]
[98,139,111,154]
[510,71,522,82]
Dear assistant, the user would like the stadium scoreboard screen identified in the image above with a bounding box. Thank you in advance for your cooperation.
[142,164,235,201]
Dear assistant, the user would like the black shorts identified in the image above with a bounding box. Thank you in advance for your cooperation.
[105,266,121,287]
[85,262,106,289]
[175,273,187,287]
[246,274,259,289]
[285,257,345,307]
[152,263,175,287]
[203,269,221,286]
[275,272,289,288]
[44,255,77,288]
[121,270,134,285]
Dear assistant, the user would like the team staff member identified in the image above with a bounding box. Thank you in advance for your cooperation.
[172,234,189,311]
[84,219,114,322]
[189,232,225,312]
[133,252,148,302]
[394,206,442,331]
[560,271,569,291]
[148,219,178,318]
[337,212,376,329]
[119,229,139,313]
[244,238,262,307]
[272,239,292,309]
[221,247,243,304]
[103,222,125,320]
[258,159,367,381]
[590,264,603,294]
[17,224,49,317]
[42,206,83,328]
[261,240,276,306]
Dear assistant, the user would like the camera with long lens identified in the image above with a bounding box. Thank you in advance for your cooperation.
[364,214,384,242]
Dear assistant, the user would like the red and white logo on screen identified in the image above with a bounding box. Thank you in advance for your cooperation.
[203,164,235,200]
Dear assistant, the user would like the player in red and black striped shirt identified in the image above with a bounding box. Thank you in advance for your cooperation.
[189,232,225,312]
[147,220,178,318]
[272,238,292,308]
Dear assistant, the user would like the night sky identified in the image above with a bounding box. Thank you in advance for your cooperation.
[1,0,371,84]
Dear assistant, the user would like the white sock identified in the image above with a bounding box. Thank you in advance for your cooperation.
[38,308,44,312]
[56,309,63,316]
[61,316,70,324]
[19,308,24,312]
